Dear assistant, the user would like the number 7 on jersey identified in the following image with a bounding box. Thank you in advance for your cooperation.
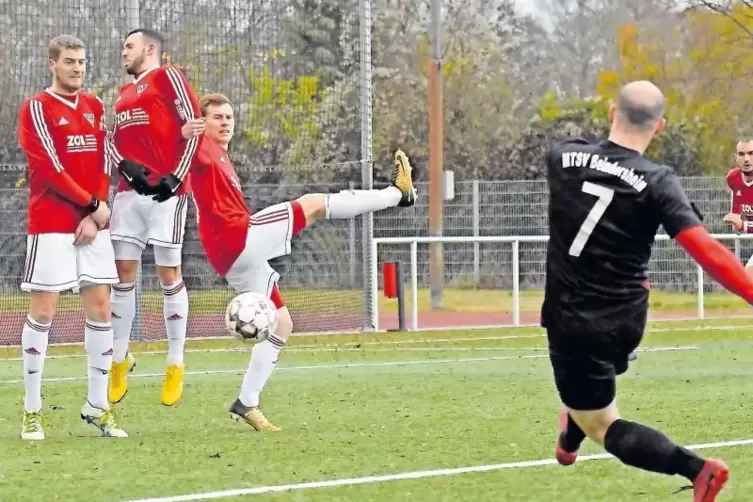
[568,181,615,257]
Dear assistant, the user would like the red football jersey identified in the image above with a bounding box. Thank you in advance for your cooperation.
[18,89,109,234]
[191,138,250,276]
[109,65,201,195]
[727,167,753,231]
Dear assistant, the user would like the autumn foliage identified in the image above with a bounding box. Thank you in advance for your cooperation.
[1,0,752,185]
[592,3,753,173]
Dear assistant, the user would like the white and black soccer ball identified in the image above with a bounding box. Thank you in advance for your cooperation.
[224,292,277,342]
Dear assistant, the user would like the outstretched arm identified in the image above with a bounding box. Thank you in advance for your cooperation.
[656,169,753,303]
[675,225,753,303]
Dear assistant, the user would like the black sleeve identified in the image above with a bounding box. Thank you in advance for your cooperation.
[546,145,557,171]
[545,143,559,180]
[652,169,703,238]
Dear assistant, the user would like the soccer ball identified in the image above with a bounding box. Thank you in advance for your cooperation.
[224,292,277,342]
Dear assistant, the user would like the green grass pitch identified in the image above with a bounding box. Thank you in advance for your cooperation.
[0,318,752,501]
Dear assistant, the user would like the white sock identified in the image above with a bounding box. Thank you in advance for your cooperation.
[84,319,113,410]
[162,281,188,366]
[239,334,286,407]
[110,282,135,363]
[325,187,402,219]
[22,316,50,412]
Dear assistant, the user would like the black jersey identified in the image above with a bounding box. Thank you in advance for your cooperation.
[541,137,702,331]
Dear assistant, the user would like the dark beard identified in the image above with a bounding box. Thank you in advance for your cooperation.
[125,52,146,75]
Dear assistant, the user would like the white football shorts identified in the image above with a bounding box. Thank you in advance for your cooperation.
[21,230,119,292]
[225,202,294,296]
[109,190,189,266]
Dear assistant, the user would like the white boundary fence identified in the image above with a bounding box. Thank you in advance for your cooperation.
[370,233,753,332]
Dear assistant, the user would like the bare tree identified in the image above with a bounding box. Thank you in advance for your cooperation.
[685,0,753,39]
[532,0,681,98]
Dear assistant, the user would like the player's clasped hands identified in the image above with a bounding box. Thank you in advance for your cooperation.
[90,201,110,228]
[75,202,110,245]
[73,215,99,246]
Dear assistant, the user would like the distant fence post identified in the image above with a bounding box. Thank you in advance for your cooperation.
[473,179,480,285]
[349,181,357,287]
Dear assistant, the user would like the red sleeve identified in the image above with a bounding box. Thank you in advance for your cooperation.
[731,189,739,214]
[18,99,93,207]
[676,225,753,303]
[94,95,111,201]
[727,170,741,214]
[105,128,123,171]
[155,66,201,182]
[105,88,125,170]
[97,159,111,201]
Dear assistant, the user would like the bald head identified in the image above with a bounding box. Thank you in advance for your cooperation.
[615,81,665,132]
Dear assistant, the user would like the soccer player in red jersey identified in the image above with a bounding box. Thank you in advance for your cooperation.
[107,29,202,407]
[16,35,127,440]
[723,139,753,279]
[174,93,416,431]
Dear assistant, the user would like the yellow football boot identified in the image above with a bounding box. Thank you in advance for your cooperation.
[229,399,280,432]
[126,351,136,371]
[21,410,44,441]
[108,352,136,404]
[392,149,417,207]
[161,364,184,406]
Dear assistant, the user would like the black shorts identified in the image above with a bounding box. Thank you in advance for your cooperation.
[547,322,644,411]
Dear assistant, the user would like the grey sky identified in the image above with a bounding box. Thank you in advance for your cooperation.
[514,0,551,29]
[515,0,541,16]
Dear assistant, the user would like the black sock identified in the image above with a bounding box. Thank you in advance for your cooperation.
[604,419,706,481]
[561,413,586,452]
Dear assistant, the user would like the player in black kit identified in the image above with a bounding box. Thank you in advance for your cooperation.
[544,81,753,502]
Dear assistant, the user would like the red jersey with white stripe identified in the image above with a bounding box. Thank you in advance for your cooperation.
[17,89,109,234]
[727,167,753,231]
[109,65,201,195]
[191,138,250,276]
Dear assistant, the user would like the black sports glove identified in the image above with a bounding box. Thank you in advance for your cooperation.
[85,196,100,214]
[150,173,182,202]
[118,160,153,195]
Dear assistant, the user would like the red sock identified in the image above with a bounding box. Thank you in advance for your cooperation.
[290,200,306,237]
[270,284,285,309]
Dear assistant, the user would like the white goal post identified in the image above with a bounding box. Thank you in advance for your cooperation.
[369,233,753,332]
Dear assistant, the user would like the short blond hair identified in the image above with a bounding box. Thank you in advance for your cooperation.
[48,35,85,61]
[199,93,232,116]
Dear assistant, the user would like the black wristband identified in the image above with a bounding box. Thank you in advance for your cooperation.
[86,197,100,214]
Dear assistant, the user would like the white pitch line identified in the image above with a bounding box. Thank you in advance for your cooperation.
[0,347,252,362]
[0,317,750,354]
[297,333,547,347]
[284,347,552,353]
[648,323,753,333]
[123,438,753,502]
[0,346,699,385]
[0,354,550,385]
[0,334,550,362]
[638,345,700,353]
[287,345,700,354]
[0,319,744,362]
